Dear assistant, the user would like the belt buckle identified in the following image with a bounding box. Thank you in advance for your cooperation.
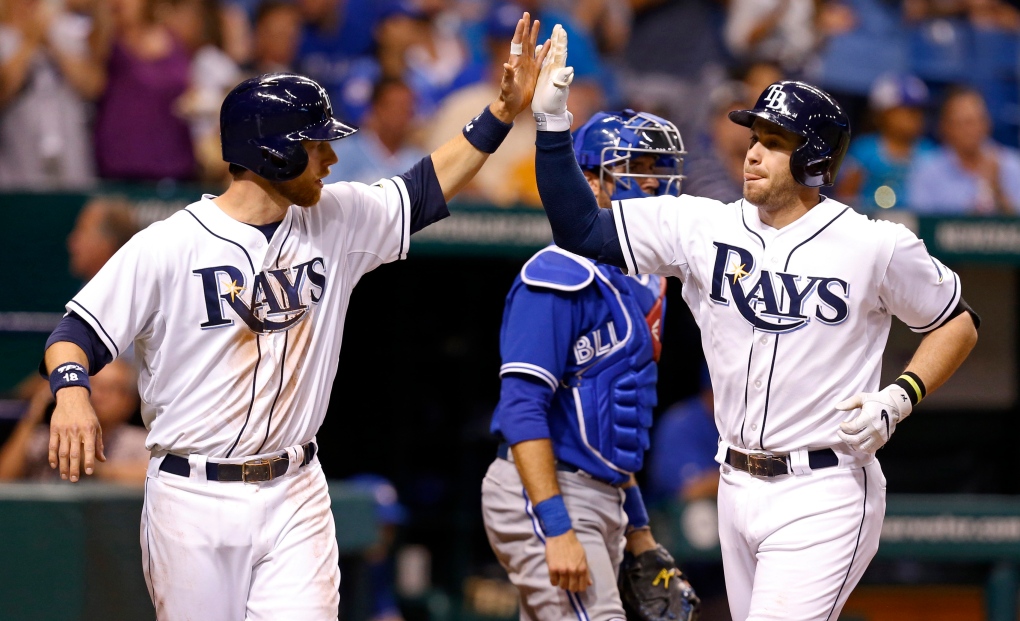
[241,457,281,483]
[745,452,773,478]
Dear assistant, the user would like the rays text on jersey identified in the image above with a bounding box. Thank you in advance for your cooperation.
[193,257,327,333]
[709,242,849,333]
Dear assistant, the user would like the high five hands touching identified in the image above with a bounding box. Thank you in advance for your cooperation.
[492,13,550,123]
[532,24,574,131]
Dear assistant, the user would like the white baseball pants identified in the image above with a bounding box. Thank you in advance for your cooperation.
[140,455,341,620]
[717,459,886,621]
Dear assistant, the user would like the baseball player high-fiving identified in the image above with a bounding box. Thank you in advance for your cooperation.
[482,87,699,621]
[530,50,979,621]
[40,13,547,621]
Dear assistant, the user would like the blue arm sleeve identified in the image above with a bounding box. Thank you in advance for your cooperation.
[535,130,625,267]
[495,374,555,445]
[40,312,113,376]
[400,156,450,234]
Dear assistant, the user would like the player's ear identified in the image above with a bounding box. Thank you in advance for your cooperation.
[583,170,603,200]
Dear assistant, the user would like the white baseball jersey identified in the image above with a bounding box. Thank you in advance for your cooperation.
[69,178,411,457]
[612,195,960,453]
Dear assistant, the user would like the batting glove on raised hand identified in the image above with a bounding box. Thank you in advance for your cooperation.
[532,24,574,132]
[836,385,912,454]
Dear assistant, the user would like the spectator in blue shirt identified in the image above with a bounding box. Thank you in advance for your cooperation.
[907,86,1020,215]
[836,74,937,211]
[323,78,426,185]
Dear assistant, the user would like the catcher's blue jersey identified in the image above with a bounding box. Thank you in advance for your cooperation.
[491,246,666,485]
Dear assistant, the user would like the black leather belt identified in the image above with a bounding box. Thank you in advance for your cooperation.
[159,442,317,482]
[725,447,838,478]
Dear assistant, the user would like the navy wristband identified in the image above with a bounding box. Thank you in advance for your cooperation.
[623,485,649,530]
[534,494,572,537]
[462,106,513,154]
[49,362,90,396]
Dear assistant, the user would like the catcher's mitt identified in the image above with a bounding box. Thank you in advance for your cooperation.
[619,544,700,621]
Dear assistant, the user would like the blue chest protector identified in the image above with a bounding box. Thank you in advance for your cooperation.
[500,246,665,483]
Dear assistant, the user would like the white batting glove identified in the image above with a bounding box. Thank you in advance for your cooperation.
[532,24,574,132]
[836,385,912,454]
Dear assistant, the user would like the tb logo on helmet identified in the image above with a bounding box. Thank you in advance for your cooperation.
[763,84,797,118]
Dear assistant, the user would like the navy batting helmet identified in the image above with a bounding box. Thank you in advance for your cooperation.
[220,73,357,182]
[729,81,851,188]
[573,110,685,200]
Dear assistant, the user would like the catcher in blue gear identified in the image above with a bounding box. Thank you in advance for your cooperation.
[481,110,698,621]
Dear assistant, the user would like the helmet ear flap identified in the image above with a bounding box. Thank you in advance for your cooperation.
[255,140,308,181]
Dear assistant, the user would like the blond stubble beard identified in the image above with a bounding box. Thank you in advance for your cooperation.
[271,176,322,207]
[742,168,801,213]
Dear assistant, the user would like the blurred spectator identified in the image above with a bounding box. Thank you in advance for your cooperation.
[159,0,242,184]
[384,0,486,120]
[0,0,105,189]
[323,78,426,185]
[67,195,140,282]
[12,195,137,402]
[248,0,302,74]
[724,0,818,74]
[423,2,540,206]
[904,0,1020,147]
[621,0,728,133]
[0,359,148,485]
[681,81,751,203]
[736,61,784,102]
[907,86,1020,214]
[345,474,409,621]
[810,0,911,131]
[646,368,718,504]
[296,0,382,121]
[836,74,937,210]
[904,0,1020,29]
[516,0,608,103]
[93,0,195,181]
[541,0,632,56]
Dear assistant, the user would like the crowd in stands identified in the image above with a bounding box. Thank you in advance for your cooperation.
[3,0,1020,214]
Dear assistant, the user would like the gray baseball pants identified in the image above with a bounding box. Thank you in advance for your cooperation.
[481,457,629,621]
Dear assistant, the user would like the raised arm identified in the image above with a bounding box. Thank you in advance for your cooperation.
[431,13,547,201]
[531,26,624,266]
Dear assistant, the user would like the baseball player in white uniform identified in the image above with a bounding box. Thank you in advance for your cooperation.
[529,34,980,621]
[40,14,548,621]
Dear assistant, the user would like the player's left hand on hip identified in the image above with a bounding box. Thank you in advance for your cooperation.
[835,385,912,454]
[494,12,548,122]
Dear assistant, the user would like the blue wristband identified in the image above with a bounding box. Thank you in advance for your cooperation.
[534,494,572,537]
[623,485,649,530]
[462,106,513,154]
[49,362,90,396]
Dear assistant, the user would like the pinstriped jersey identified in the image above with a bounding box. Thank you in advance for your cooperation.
[612,195,960,454]
[69,179,411,457]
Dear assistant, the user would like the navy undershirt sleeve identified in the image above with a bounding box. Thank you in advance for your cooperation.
[496,374,555,445]
[400,156,450,234]
[535,131,625,268]
[41,312,113,376]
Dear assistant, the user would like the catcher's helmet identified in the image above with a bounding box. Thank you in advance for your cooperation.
[729,81,851,188]
[220,73,357,182]
[573,109,685,200]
